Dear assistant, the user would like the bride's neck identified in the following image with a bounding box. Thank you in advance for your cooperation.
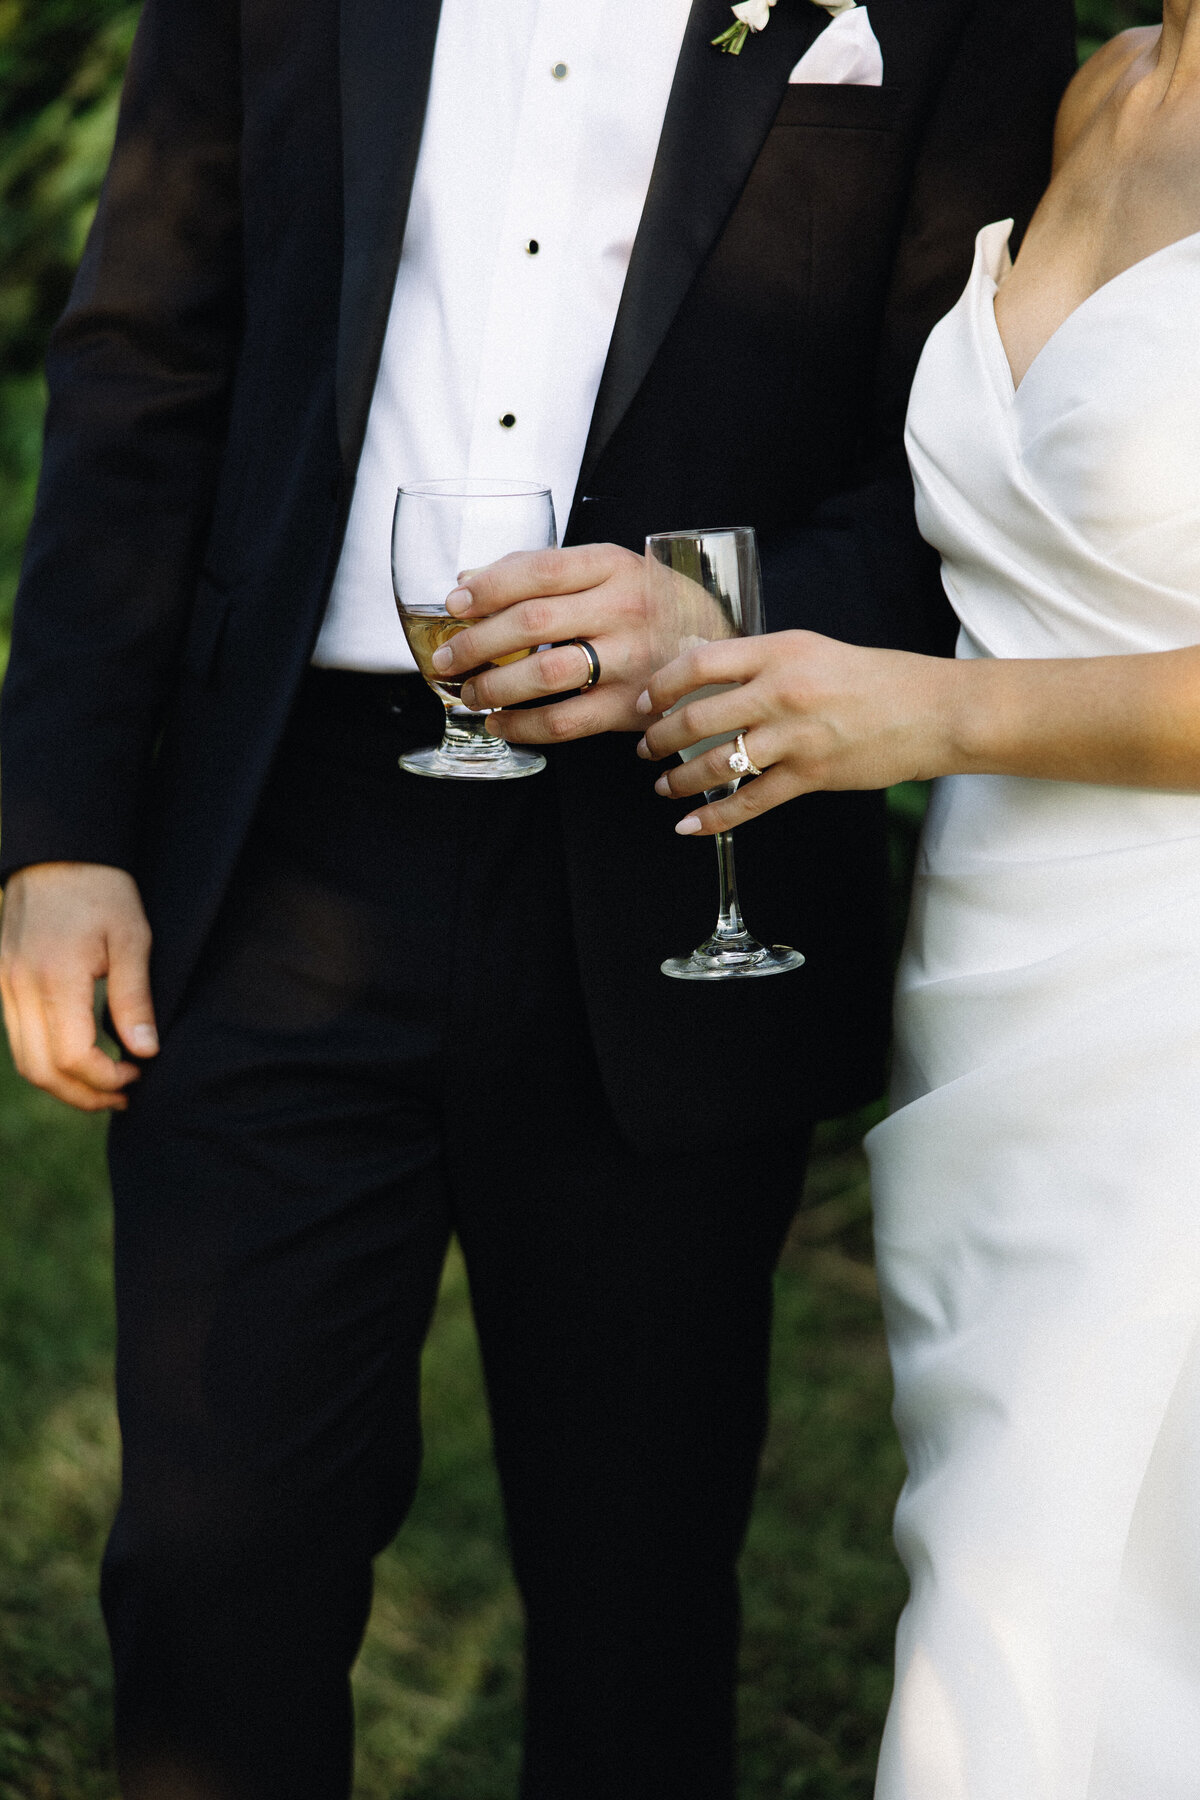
[1158,0,1200,74]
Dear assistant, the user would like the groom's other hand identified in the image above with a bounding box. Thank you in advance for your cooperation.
[0,863,157,1111]
[431,543,652,739]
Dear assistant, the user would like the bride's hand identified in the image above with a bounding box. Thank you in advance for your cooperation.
[634,629,953,835]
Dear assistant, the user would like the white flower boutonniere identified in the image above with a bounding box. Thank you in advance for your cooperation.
[712,0,857,57]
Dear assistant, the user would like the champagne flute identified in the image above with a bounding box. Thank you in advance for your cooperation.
[391,478,555,780]
[646,526,804,980]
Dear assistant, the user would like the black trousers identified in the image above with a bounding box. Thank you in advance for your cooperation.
[104,670,811,1800]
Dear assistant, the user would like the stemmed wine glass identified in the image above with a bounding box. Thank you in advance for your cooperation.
[391,478,555,780]
[645,525,804,980]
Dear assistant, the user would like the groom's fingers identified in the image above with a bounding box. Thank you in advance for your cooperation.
[440,597,584,679]
[447,545,632,618]
[484,688,620,744]
[0,862,152,1111]
[435,543,650,706]
[455,634,595,711]
[437,588,636,686]
[7,969,131,1110]
[41,972,139,1104]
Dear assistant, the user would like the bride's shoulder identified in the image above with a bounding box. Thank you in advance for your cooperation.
[1053,28,1159,168]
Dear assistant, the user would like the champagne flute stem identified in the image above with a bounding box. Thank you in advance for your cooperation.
[713,830,750,942]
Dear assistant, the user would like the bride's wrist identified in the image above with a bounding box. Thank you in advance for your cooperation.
[929,655,1011,778]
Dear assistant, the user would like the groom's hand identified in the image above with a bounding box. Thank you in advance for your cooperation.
[430,544,653,739]
[0,862,158,1111]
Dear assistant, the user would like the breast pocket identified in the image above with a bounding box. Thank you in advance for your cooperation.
[725,83,914,469]
[763,82,911,333]
[771,82,903,131]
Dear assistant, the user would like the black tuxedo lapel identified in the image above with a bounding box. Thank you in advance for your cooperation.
[578,0,830,491]
[337,0,443,466]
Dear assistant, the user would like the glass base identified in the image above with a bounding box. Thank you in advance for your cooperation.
[398,742,546,781]
[662,937,804,981]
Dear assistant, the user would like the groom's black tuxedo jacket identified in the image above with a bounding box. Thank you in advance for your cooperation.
[1,0,1074,1152]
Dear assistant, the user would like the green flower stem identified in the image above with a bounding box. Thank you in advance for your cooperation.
[711,21,751,52]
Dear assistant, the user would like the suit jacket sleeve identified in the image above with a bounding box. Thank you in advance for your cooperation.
[0,0,243,881]
[759,0,1078,657]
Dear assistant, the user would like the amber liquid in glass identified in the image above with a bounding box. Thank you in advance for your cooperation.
[400,613,531,709]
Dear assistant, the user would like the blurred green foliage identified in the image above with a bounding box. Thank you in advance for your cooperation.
[1076,0,1162,59]
[0,1,137,363]
[0,2,139,650]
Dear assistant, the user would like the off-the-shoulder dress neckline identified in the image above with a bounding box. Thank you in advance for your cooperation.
[988,219,1200,397]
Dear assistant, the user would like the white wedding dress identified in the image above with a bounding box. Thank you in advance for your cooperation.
[866,220,1200,1799]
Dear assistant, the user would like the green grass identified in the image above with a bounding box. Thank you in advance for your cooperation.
[0,1042,116,1800]
[0,1040,903,1798]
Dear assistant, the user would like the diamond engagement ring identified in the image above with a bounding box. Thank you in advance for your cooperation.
[727,733,763,778]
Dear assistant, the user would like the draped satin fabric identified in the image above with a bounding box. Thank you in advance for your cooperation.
[867,221,1200,1799]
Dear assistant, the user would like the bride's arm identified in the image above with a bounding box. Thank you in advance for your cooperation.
[634,635,1200,837]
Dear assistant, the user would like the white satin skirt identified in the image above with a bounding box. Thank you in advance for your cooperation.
[866,769,1200,1799]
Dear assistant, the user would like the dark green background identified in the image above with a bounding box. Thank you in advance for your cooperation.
[0,6,1167,1797]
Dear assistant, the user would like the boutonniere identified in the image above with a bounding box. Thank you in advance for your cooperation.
[712,0,857,57]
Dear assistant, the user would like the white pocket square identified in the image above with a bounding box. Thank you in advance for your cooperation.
[788,6,883,86]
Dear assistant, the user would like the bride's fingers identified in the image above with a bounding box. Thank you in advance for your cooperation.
[637,638,765,718]
[671,766,800,837]
[636,685,764,762]
[652,727,780,799]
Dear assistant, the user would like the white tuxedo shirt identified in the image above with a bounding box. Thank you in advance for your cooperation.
[314,0,693,671]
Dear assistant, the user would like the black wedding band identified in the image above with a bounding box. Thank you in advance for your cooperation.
[569,638,601,693]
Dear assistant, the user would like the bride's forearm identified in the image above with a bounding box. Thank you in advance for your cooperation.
[638,634,1200,838]
[941,646,1200,789]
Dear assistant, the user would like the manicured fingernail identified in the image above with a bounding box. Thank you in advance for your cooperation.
[461,683,477,708]
[675,816,702,836]
[654,774,671,796]
[636,737,649,759]
[130,1024,158,1054]
[635,689,652,715]
[431,646,453,670]
[446,587,472,615]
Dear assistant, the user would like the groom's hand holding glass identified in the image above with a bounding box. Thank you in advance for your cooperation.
[428,543,657,739]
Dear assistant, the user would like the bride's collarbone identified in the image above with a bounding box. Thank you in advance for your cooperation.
[995,37,1200,374]
[995,175,1200,388]
[1009,54,1200,286]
